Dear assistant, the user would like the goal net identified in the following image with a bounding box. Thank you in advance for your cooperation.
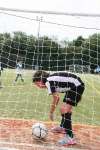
[0,9,100,150]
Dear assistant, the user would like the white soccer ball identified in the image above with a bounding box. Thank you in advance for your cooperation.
[32,123,48,139]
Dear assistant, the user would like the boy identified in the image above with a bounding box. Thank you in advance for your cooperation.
[33,70,85,146]
[0,62,3,88]
[0,62,3,76]
[13,61,24,84]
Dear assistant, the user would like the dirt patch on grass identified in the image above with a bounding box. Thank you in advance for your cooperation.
[0,119,99,150]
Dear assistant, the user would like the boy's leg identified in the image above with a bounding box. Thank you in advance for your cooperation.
[20,74,24,82]
[51,103,73,136]
[60,103,73,138]
[15,74,19,82]
[58,103,76,146]
[60,89,78,137]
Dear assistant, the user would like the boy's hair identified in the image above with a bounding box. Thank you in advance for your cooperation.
[33,70,49,83]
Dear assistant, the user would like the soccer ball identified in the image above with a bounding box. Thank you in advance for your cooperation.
[32,123,48,139]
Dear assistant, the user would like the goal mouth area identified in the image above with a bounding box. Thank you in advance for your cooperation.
[0,119,99,150]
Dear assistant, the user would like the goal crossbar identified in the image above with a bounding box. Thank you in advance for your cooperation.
[0,7,100,17]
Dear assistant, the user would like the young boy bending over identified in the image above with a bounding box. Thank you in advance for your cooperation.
[33,70,85,146]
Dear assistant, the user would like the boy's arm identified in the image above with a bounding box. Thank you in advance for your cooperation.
[35,81,46,88]
[49,93,60,121]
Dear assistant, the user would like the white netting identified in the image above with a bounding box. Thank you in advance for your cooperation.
[0,8,100,122]
[0,9,100,150]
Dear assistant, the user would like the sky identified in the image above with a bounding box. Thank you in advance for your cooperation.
[0,0,100,40]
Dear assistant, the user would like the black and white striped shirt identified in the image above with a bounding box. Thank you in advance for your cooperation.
[45,72,84,94]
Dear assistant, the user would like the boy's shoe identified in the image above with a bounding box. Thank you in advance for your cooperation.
[58,135,76,146]
[51,126,66,134]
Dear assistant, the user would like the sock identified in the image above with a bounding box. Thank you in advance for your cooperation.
[60,112,73,138]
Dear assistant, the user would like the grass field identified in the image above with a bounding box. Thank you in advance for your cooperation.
[0,69,100,126]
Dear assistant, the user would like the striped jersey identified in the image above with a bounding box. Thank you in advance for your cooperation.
[45,72,84,94]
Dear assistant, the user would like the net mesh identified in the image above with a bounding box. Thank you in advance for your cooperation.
[0,10,100,150]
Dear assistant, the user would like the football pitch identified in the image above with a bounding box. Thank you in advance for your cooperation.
[0,69,100,126]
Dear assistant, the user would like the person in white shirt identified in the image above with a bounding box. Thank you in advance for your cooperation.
[0,62,3,88]
[14,61,24,84]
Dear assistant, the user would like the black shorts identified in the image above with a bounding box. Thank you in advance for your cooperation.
[63,84,85,106]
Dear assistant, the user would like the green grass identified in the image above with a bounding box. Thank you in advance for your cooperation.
[0,69,100,126]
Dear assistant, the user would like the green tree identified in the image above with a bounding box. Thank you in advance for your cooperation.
[82,33,100,70]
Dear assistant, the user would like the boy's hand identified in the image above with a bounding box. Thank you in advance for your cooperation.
[49,112,54,121]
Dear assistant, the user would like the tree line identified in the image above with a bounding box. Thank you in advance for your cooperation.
[0,31,100,72]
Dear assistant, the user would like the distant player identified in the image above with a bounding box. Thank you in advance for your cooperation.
[33,70,85,146]
[13,61,24,84]
[0,62,3,88]
[0,62,3,76]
